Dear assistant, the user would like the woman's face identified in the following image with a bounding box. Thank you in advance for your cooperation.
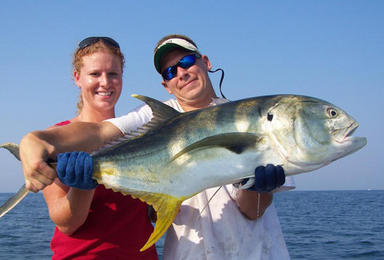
[74,51,123,113]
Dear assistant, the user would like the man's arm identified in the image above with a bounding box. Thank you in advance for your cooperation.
[235,190,273,220]
[19,121,122,192]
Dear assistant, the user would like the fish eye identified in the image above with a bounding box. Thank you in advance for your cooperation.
[327,107,338,118]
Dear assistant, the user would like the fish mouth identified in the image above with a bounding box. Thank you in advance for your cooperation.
[334,121,367,150]
[345,121,358,138]
[334,121,359,143]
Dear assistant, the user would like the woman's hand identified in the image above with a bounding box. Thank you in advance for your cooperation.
[19,132,57,192]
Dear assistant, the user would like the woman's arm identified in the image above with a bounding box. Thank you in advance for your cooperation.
[43,180,95,234]
[20,121,122,192]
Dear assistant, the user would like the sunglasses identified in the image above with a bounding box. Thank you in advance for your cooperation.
[78,37,120,49]
[161,53,201,81]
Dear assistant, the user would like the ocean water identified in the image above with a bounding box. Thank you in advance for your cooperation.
[0,190,383,259]
[274,190,384,259]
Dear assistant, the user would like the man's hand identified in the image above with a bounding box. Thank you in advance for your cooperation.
[236,164,286,192]
[57,151,97,190]
[234,165,285,219]
[19,133,57,193]
[246,164,285,192]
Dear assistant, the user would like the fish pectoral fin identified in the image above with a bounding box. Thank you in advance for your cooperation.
[170,132,262,162]
[133,192,184,252]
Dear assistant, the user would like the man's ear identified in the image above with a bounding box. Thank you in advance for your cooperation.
[201,55,212,71]
[162,80,173,94]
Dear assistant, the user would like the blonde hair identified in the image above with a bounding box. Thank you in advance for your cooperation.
[73,40,125,114]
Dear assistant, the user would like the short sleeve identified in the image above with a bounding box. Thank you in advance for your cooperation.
[105,104,153,135]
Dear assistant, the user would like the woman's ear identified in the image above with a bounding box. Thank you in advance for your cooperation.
[73,70,81,87]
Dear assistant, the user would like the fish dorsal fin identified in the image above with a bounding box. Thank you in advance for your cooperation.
[132,94,181,130]
[91,135,133,156]
[170,132,262,162]
[93,95,181,156]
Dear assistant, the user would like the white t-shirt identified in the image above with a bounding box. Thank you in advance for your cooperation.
[106,98,294,260]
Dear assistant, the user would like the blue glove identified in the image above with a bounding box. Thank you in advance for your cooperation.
[242,164,286,192]
[56,151,97,190]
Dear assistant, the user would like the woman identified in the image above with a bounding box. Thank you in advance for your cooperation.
[43,37,158,259]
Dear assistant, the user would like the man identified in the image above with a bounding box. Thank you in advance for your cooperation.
[20,34,294,259]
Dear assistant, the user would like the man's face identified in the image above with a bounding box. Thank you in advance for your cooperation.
[161,49,213,108]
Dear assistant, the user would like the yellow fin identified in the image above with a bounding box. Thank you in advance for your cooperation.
[98,178,188,251]
[137,192,185,251]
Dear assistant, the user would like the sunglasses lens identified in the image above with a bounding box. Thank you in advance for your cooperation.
[78,37,120,49]
[102,37,120,48]
[162,54,200,80]
[78,37,97,49]
[179,55,196,69]
[162,66,176,81]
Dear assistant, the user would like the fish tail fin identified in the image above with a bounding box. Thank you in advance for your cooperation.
[0,143,30,218]
[0,185,29,218]
[1,142,20,160]
[136,193,184,252]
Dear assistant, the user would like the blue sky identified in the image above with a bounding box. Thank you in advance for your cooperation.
[0,1,382,192]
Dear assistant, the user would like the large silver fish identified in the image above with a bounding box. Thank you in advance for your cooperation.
[0,94,367,251]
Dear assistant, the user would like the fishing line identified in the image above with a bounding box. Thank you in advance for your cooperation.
[200,186,222,214]
[257,192,260,218]
[209,68,227,99]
